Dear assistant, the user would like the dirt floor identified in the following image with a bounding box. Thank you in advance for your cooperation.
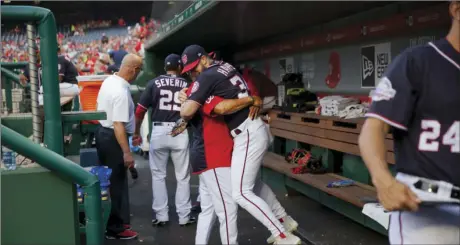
[82,154,387,245]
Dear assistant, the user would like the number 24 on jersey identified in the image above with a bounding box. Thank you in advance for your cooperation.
[418,120,460,153]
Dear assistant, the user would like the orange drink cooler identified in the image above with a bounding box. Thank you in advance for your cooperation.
[77,75,109,124]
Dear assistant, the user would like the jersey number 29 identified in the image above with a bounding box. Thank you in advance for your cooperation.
[159,89,181,111]
[418,120,459,153]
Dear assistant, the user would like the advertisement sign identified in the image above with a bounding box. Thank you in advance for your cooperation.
[361,42,391,88]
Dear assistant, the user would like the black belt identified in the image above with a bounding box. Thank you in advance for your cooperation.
[153,122,174,126]
[413,180,460,200]
[98,125,133,136]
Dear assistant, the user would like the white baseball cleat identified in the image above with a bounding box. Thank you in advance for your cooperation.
[273,232,301,245]
[267,216,299,244]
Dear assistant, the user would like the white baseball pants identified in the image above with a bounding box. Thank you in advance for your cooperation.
[195,167,287,245]
[149,124,192,224]
[389,173,460,245]
[195,167,238,245]
[230,117,286,238]
[140,114,150,152]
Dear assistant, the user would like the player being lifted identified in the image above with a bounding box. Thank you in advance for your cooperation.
[359,2,460,244]
[177,45,301,245]
[177,69,254,245]
[133,54,195,227]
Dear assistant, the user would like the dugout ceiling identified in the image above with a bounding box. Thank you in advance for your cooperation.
[145,1,439,59]
[3,1,153,25]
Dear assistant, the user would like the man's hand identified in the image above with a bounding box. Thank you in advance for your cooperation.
[376,178,421,212]
[132,134,142,146]
[123,152,135,168]
[252,96,262,107]
[179,88,188,104]
[248,96,262,120]
[170,118,188,137]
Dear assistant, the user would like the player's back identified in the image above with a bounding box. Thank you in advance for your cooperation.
[197,62,251,130]
[371,39,460,186]
[149,74,188,122]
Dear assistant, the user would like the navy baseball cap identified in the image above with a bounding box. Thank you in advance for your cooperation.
[107,64,119,74]
[164,54,182,70]
[181,44,208,74]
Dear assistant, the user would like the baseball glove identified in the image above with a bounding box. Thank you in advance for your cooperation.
[170,118,188,137]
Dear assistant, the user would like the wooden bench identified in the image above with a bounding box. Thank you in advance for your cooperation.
[260,110,391,235]
[268,110,395,164]
[263,152,376,208]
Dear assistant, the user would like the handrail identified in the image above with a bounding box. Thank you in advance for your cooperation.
[0,62,28,69]
[2,6,63,155]
[1,125,104,245]
[1,67,29,88]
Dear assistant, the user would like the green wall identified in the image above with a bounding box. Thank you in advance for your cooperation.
[1,167,79,245]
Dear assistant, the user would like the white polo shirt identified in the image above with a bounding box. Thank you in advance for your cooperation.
[97,74,135,134]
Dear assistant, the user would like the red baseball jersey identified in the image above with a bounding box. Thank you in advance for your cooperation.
[242,68,259,96]
[186,82,233,174]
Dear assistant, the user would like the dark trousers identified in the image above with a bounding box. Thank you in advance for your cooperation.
[121,188,131,225]
[95,126,129,234]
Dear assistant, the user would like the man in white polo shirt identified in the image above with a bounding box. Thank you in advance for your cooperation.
[95,53,142,240]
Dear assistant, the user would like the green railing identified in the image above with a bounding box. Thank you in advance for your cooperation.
[159,0,213,34]
[2,5,63,155]
[0,67,28,87]
[1,125,104,245]
[1,5,104,245]
[1,67,28,113]
[0,62,29,69]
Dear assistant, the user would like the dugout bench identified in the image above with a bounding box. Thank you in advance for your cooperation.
[261,110,396,235]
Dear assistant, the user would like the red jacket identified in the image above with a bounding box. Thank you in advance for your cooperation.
[187,82,233,174]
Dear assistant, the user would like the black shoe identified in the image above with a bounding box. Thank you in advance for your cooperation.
[191,203,201,213]
[143,151,149,160]
[179,216,196,227]
[152,219,168,227]
[129,167,138,180]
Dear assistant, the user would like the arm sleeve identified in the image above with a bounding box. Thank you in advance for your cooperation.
[137,81,154,109]
[111,92,130,123]
[185,82,193,96]
[366,50,419,131]
[187,74,215,105]
[58,60,67,76]
[202,95,225,117]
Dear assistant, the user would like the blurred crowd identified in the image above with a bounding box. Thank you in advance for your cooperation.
[1,16,159,75]
[70,20,113,36]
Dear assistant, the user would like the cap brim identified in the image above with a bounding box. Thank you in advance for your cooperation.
[181,59,200,74]
[209,51,216,59]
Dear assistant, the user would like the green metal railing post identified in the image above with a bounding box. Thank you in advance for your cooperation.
[0,67,29,89]
[1,67,21,85]
[2,6,63,155]
[0,62,28,69]
[1,125,104,245]
[3,77,13,113]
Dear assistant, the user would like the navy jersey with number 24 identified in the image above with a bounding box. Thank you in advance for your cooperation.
[366,39,460,186]
[188,62,251,131]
